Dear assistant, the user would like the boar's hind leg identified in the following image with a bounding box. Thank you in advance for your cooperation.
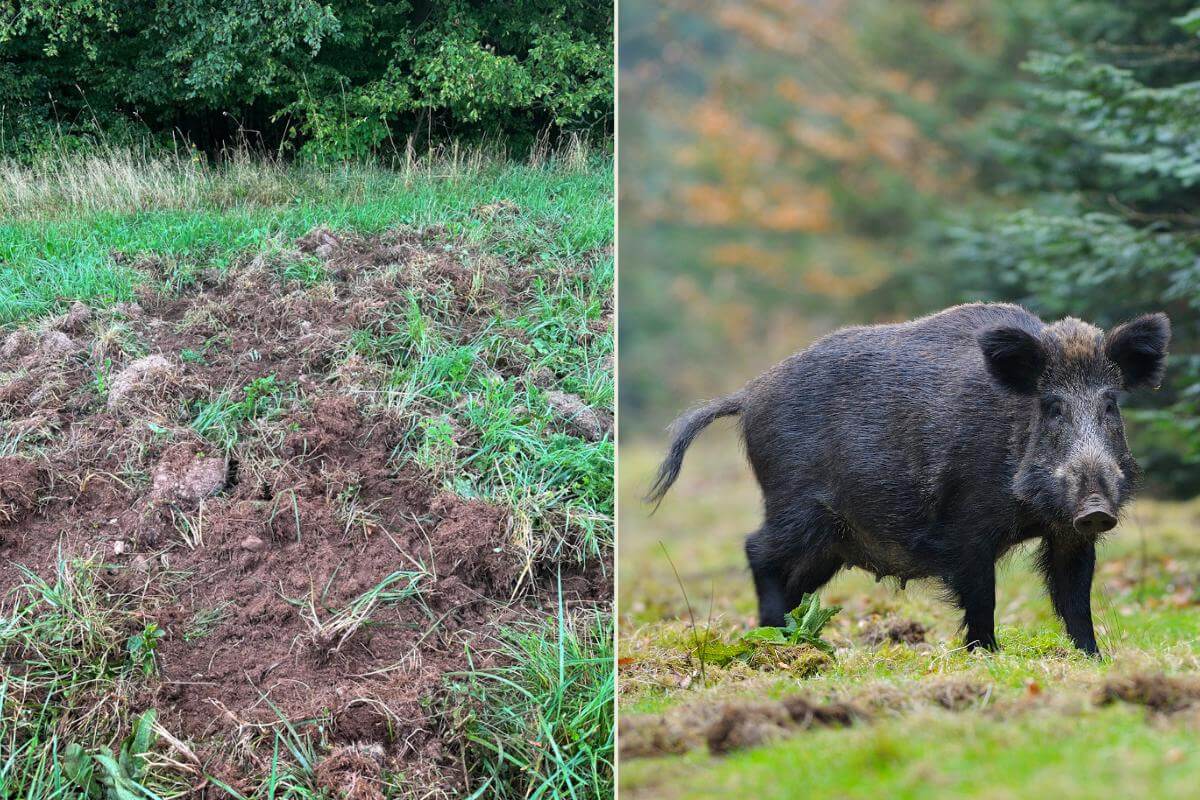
[745,515,841,628]
[947,560,998,651]
[1038,537,1099,656]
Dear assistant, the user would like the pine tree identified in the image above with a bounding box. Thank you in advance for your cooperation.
[945,0,1200,493]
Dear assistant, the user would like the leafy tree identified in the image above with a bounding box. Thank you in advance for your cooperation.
[0,1,612,157]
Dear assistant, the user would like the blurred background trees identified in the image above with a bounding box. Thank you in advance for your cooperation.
[0,1,613,158]
[620,0,1200,497]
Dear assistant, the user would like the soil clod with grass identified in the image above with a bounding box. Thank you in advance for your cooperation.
[1096,674,1200,714]
[861,616,927,647]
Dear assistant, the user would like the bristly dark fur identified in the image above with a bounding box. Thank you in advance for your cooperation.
[646,393,743,507]
[977,326,1046,395]
[1105,313,1171,389]
[649,303,1171,656]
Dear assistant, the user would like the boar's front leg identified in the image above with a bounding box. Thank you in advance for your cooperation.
[745,516,841,628]
[1038,537,1099,656]
[948,559,998,651]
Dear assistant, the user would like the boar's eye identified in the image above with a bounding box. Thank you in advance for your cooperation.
[1104,397,1119,417]
[1044,399,1065,421]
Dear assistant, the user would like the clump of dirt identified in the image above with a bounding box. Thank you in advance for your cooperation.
[706,696,859,755]
[31,330,81,363]
[922,678,991,711]
[0,456,40,526]
[2,328,36,360]
[59,301,92,334]
[621,694,860,760]
[296,226,344,260]
[430,493,520,601]
[618,713,708,760]
[861,617,927,646]
[745,644,833,676]
[545,390,611,441]
[148,444,226,506]
[314,744,386,800]
[1096,674,1200,713]
[706,703,793,755]
[107,354,178,410]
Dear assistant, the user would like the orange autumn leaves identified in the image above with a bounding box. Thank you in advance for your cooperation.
[625,0,990,301]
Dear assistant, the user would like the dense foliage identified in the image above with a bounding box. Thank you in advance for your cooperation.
[0,1,612,157]
[941,1,1200,494]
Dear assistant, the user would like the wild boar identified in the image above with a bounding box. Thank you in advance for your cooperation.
[648,303,1170,655]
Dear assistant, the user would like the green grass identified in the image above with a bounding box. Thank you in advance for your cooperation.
[0,559,189,799]
[622,705,1200,799]
[0,147,612,325]
[619,435,1200,799]
[455,597,615,799]
[190,375,286,450]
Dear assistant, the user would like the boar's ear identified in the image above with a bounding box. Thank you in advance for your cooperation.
[978,326,1046,395]
[1105,313,1170,390]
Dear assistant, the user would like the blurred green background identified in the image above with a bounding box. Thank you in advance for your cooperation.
[619,0,1200,496]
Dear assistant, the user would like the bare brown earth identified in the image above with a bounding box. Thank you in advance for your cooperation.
[0,227,611,795]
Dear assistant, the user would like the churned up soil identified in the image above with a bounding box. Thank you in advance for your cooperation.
[0,225,611,794]
[618,693,860,760]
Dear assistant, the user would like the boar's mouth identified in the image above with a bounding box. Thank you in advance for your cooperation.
[1073,493,1117,535]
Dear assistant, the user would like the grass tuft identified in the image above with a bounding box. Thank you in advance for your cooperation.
[0,558,189,798]
[454,600,615,800]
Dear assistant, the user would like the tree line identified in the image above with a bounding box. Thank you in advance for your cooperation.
[0,1,613,158]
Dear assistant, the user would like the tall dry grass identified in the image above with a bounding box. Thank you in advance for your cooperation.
[0,133,600,219]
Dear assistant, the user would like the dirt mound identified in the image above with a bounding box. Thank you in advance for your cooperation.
[296,226,344,260]
[862,617,927,646]
[149,444,226,506]
[619,714,707,760]
[621,694,860,760]
[59,300,93,334]
[922,678,991,711]
[2,328,36,360]
[107,354,178,410]
[430,493,520,599]
[1096,674,1200,713]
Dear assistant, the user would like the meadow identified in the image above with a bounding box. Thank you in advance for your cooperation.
[0,144,614,799]
[619,434,1200,799]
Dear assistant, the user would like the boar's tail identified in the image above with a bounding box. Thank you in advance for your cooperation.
[646,393,744,507]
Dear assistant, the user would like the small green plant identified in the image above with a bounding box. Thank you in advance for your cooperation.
[742,593,842,654]
[126,623,164,676]
[691,594,842,668]
[191,374,283,448]
[63,709,159,800]
[180,347,207,364]
[415,416,458,475]
[93,357,112,396]
[239,375,280,417]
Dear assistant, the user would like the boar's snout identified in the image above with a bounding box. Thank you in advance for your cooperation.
[1073,494,1117,535]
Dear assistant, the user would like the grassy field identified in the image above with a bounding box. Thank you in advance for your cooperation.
[0,146,613,798]
[618,432,1200,799]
